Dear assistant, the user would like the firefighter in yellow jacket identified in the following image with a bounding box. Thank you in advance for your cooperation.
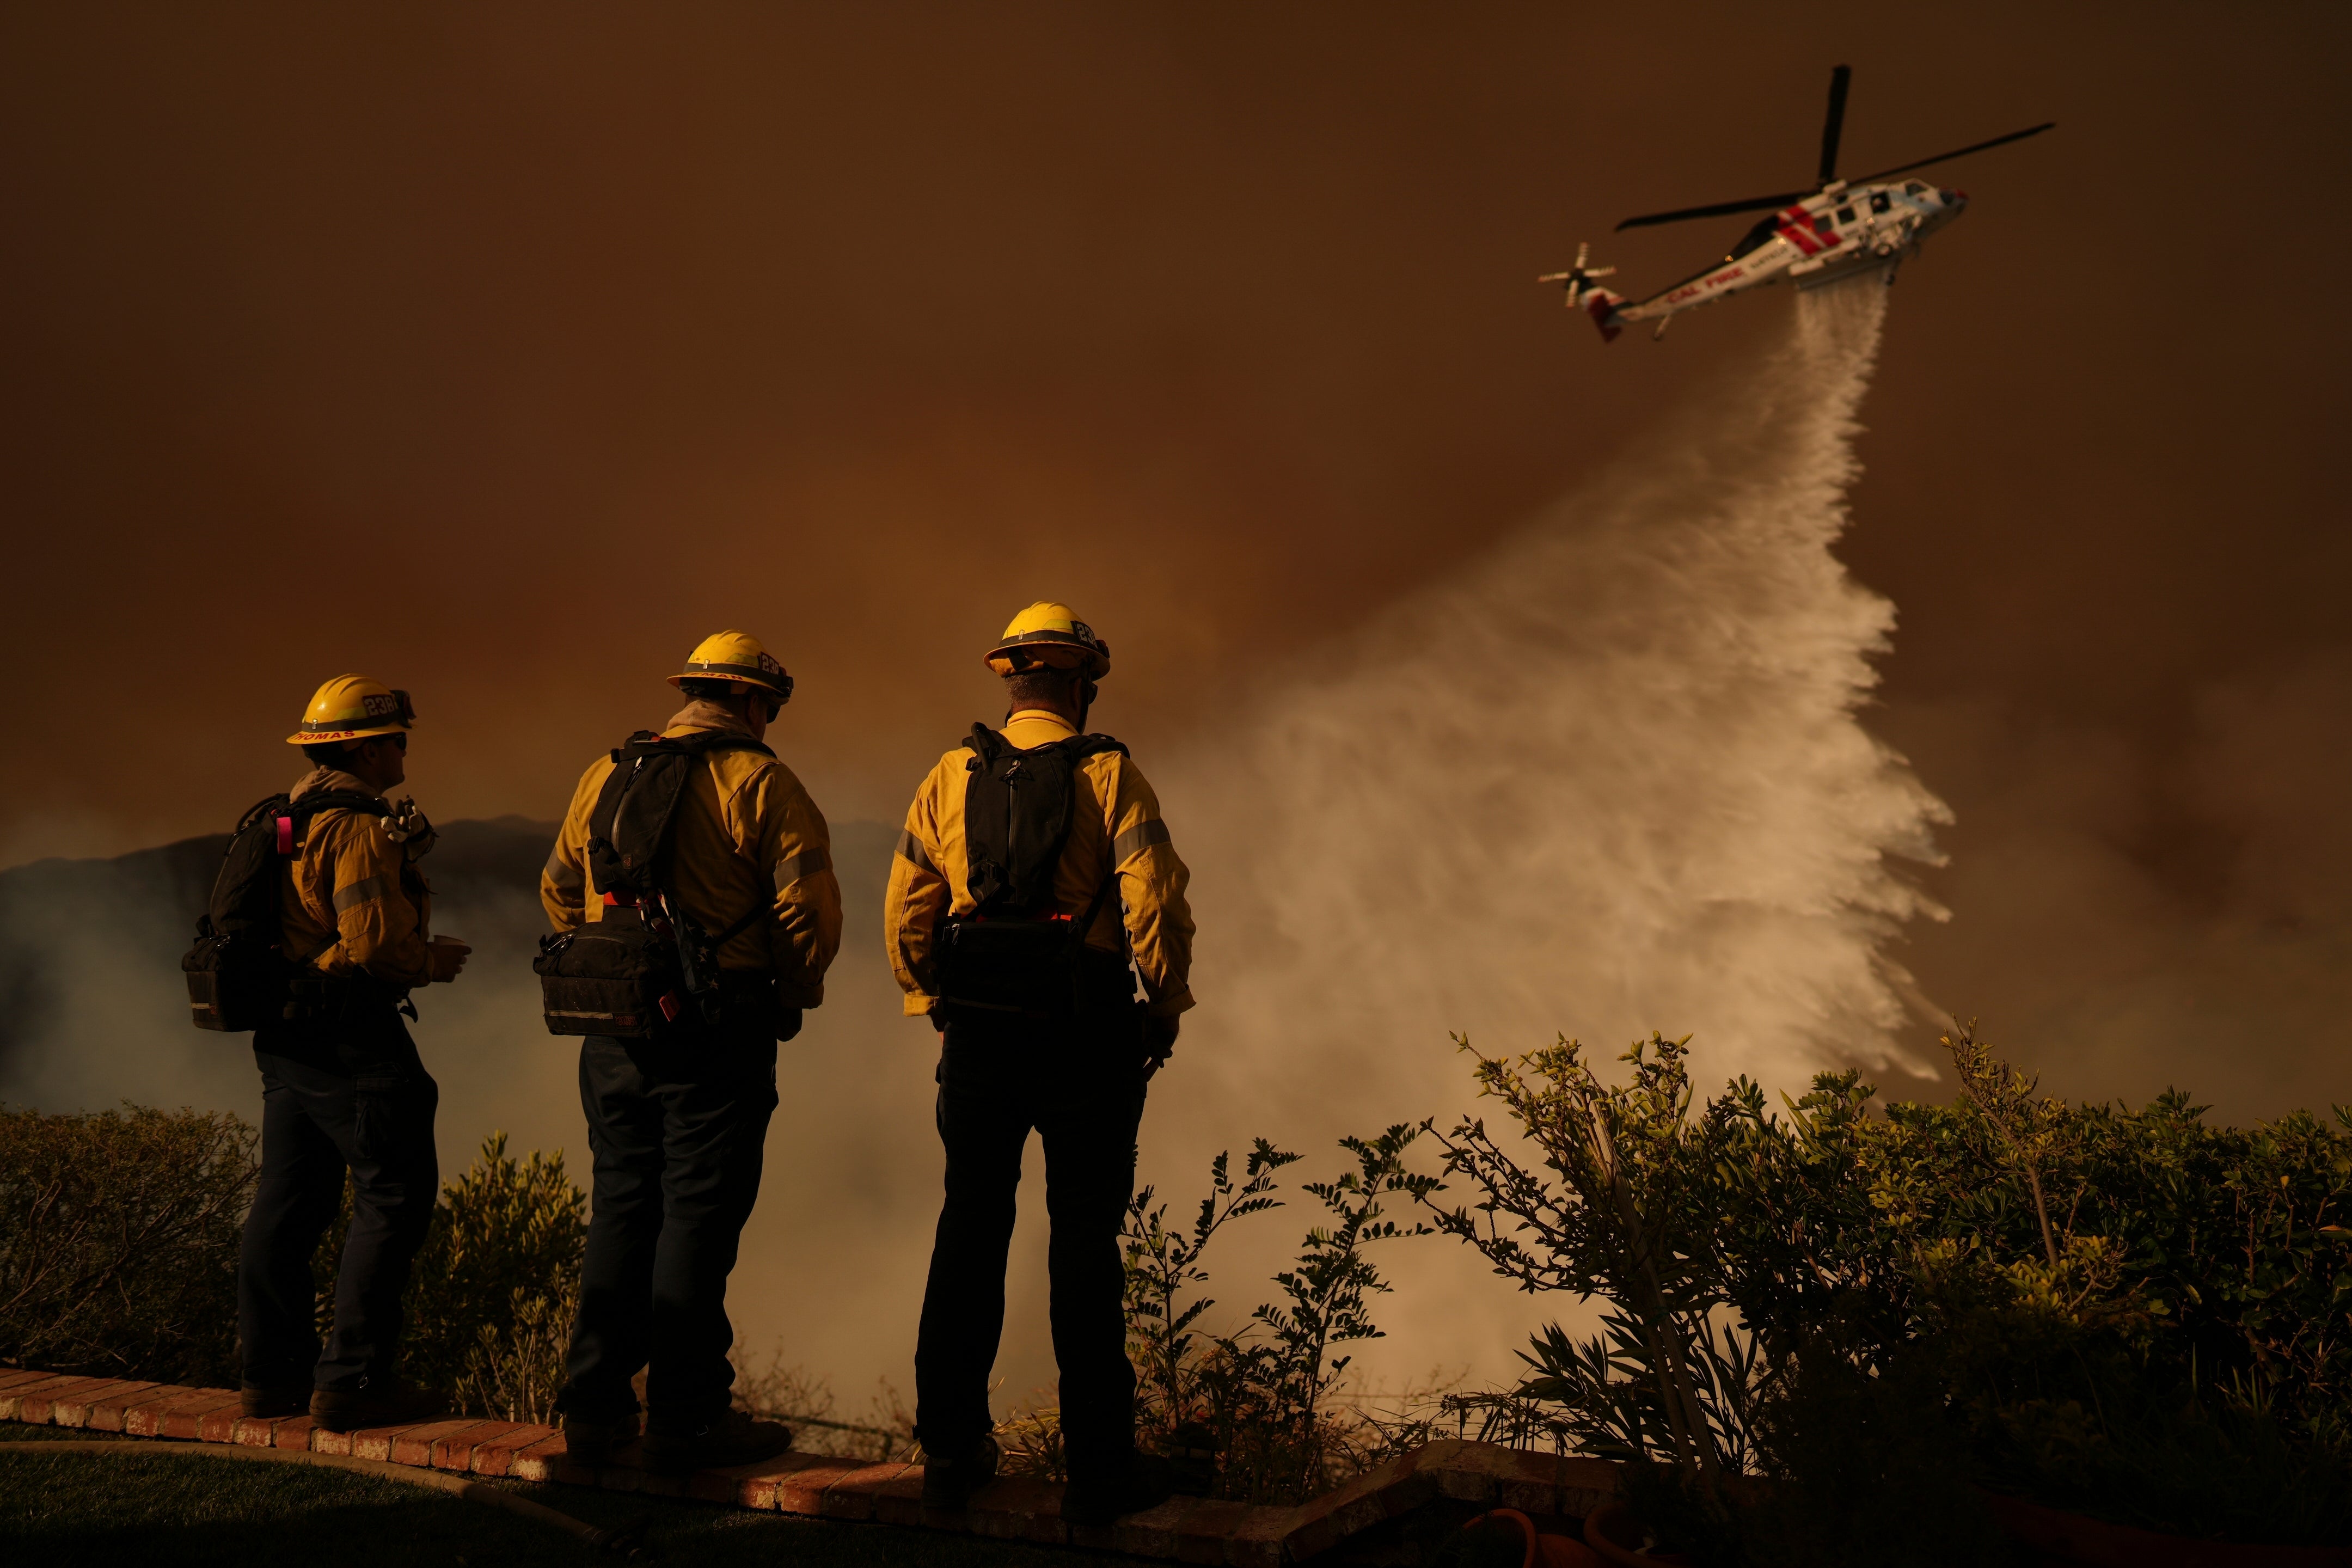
[238,677,469,1434]
[541,631,841,1476]
[886,602,1194,1524]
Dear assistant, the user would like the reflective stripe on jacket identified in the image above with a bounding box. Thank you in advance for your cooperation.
[884,708,1195,1019]
[540,702,843,1009]
[279,768,433,988]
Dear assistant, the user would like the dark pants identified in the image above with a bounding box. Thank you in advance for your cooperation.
[559,1024,779,1431]
[237,1016,439,1393]
[914,1004,1149,1482]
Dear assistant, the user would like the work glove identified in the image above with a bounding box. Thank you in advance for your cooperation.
[1142,1012,1179,1080]
[776,1006,804,1043]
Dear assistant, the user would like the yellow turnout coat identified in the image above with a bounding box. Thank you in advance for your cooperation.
[884,708,1194,1020]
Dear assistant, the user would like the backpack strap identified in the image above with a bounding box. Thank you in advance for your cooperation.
[604,728,777,768]
[290,789,391,824]
[660,729,777,763]
[958,724,1128,765]
[278,790,391,855]
[1065,859,1125,959]
[960,722,1003,771]
[234,793,290,835]
[585,730,777,904]
[703,895,776,953]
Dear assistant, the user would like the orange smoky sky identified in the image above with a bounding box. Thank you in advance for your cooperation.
[3,4,2349,1108]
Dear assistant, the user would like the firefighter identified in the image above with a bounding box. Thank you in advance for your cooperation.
[886,602,1195,1523]
[542,630,842,1475]
[237,676,470,1432]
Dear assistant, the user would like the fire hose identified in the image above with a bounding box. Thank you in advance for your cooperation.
[1,1440,656,1559]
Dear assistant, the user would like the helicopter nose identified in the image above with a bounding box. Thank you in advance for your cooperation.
[1944,188,1968,205]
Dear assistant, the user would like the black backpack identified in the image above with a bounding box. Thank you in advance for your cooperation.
[934,722,1135,1015]
[532,730,777,1040]
[183,789,390,1032]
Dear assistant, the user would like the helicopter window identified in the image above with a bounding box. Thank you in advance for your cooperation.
[1726,215,1782,260]
[1904,180,1929,195]
[1870,191,1892,213]
[1835,205,1855,224]
[1812,214,1835,235]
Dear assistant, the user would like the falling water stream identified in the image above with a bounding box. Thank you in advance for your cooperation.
[1150,281,1951,1385]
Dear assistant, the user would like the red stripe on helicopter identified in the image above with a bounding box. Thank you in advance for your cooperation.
[1779,209,1822,255]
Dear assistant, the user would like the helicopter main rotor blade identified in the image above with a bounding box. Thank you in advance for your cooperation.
[1818,64,1851,187]
[1614,190,1811,231]
[1846,121,2056,186]
[1612,94,2053,233]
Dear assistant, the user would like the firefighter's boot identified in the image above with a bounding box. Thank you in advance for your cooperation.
[309,1378,444,1433]
[642,1408,794,1476]
[920,1433,1001,1512]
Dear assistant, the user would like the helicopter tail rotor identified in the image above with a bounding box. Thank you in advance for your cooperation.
[1538,242,1625,341]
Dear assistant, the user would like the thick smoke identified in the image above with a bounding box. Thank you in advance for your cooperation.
[1881,652,2352,1124]
[0,283,1946,1401]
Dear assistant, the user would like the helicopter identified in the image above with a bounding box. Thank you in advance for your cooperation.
[1544,66,2052,341]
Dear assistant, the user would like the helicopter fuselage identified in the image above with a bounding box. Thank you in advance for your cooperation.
[1571,180,1975,341]
[1627,181,1962,320]
[1596,180,1964,337]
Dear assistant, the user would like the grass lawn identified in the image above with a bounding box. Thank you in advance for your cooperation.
[0,1424,1124,1567]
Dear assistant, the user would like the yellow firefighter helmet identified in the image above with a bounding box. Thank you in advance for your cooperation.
[984,602,1111,679]
[285,675,416,746]
[667,630,794,703]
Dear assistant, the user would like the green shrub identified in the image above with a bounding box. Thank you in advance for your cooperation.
[1414,1027,2352,1547]
[1425,1032,1757,1479]
[1623,1348,2027,1568]
[1111,1128,1440,1503]
[0,1105,255,1386]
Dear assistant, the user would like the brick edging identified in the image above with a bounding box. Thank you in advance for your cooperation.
[0,1365,1615,1562]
